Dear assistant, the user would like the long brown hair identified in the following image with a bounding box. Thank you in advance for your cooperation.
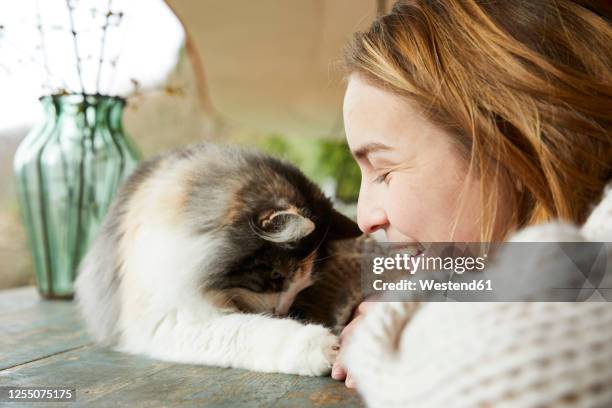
[344,0,612,241]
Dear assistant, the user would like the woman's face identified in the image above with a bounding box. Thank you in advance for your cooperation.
[343,74,482,243]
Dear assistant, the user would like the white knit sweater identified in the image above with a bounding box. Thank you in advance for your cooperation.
[345,185,612,408]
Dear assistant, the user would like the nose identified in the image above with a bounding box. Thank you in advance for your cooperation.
[357,189,388,234]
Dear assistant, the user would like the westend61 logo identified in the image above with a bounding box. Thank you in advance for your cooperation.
[361,242,612,302]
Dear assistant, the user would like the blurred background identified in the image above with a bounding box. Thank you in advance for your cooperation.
[0,0,389,289]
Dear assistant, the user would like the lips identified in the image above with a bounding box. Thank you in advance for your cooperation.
[387,241,423,258]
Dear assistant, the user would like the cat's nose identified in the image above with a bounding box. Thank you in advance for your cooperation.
[274,293,294,316]
[274,305,289,316]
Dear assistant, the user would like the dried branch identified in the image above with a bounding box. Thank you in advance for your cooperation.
[65,0,85,94]
[0,34,70,90]
[35,0,54,92]
[105,12,127,95]
[96,0,113,94]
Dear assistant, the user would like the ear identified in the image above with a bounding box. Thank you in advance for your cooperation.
[327,208,362,241]
[256,210,315,243]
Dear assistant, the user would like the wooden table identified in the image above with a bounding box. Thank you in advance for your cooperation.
[0,286,363,407]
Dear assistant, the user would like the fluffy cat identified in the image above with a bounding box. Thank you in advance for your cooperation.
[75,143,363,376]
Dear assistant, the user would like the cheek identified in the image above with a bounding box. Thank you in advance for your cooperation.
[385,177,429,240]
[385,173,481,242]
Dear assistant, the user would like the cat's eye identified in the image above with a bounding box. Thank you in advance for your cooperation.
[270,271,283,280]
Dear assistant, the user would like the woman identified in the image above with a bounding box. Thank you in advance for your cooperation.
[333,0,612,402]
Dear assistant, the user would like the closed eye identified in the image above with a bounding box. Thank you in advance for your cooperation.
[373,171,391,184]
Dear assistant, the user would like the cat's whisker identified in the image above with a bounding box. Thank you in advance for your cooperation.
[296,225,331,269]
[309,253,340,264]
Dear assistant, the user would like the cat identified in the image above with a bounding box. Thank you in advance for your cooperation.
[74,143,364,376]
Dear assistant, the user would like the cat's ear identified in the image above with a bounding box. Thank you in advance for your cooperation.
[256,210,315,243]
[327,208,362,241]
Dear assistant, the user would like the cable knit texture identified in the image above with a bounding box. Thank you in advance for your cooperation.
[345,185,612,408]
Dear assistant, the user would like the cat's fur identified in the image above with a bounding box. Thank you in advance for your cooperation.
[75,143,363,376]
[290,237,366,333]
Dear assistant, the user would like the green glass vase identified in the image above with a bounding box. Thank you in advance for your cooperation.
[13,94,140,299]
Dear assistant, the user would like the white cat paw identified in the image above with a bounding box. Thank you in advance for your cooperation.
[282,325,339,376]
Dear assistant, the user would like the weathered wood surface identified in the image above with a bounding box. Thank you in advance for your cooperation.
[0,286,364,407]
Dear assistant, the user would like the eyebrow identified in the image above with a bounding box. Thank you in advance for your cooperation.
[352,142,392,160]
